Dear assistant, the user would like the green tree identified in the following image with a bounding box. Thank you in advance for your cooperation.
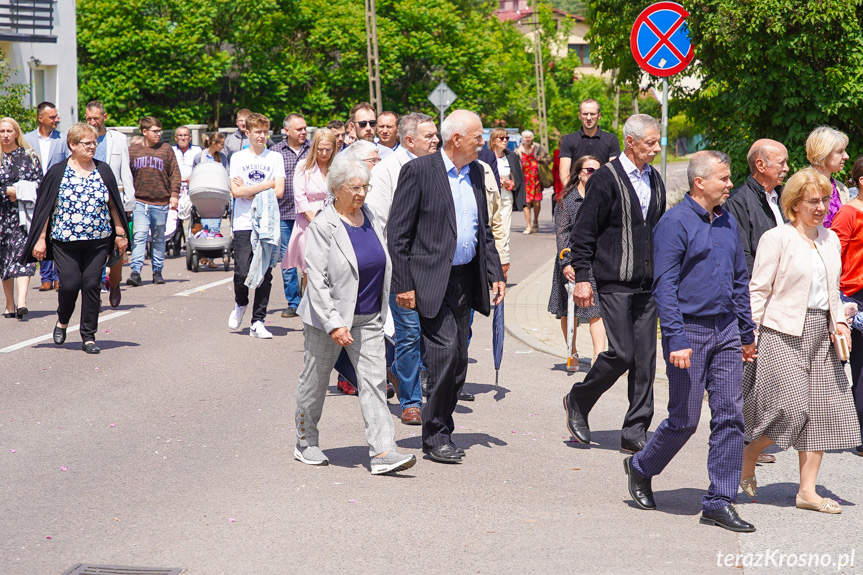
[0,49,34,131]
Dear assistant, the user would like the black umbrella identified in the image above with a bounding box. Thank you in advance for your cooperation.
[492,301,505,384]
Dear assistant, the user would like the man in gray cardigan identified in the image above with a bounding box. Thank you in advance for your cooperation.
[564,114,665,454]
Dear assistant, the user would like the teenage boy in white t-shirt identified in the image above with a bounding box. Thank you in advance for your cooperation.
[228,113,286,338]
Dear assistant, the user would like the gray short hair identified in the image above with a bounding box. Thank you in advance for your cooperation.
[521,130,534,139]
[345,139,377,161]
[687,150,730,188]
[440,110,481,145]
[399,112,434,142]
[623,114,660,142]
[326,154,370,195]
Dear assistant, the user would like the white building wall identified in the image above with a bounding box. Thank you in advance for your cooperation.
[0,0,78,128]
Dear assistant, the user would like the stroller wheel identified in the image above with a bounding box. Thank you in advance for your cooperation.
[191,254,200,273]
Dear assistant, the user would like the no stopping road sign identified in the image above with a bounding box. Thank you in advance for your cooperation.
[630,2,693,77]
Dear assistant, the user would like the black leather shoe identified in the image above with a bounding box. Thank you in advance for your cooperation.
[16,307,28,320]
[563,394,590,444]
[458,391,475,401]
[624,456,656,510]
[700,504,756,532]
[53,324,66,345]
[621,439,647,454]
[423,444,463,463]
[449,442,466,456]
[82,341,101,355]
[420,370,429,398]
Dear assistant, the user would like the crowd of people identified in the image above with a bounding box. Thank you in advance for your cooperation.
[1,96,861,496]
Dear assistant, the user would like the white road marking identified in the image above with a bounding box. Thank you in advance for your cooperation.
[0,311,131,353]
[173,277,233,297]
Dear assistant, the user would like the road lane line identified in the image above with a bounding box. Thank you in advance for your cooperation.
[0,311,131,353]
[173,277,233,297]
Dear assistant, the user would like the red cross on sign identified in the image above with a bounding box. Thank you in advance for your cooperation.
[630,2,694,77]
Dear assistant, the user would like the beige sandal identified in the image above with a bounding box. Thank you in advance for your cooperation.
[740,476,757,497]
[796,495,841,514]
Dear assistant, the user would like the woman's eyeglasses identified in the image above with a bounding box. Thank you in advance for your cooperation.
[497,136,509,141]
[802,196,832,207]
[344,185,372,194]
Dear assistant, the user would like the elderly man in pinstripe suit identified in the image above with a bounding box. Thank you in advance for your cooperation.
[387,109,506,464]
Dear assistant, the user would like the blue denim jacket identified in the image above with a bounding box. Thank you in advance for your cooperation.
[245,188,280,289]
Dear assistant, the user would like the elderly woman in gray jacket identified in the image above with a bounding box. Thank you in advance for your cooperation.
[294,155,416,475]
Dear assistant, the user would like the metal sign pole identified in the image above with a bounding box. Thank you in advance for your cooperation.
[661,78,668,185]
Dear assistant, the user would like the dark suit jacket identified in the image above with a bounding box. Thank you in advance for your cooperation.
[723,174,786,275]
[388,150,505,318]
[20,158,129,264]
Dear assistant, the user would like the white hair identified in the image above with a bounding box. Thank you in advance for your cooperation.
[326,154,370,195]
[623,114,660,142]
[345,139,377,161]
[399,112,434,142]
[521,130,534,139]
[440,110,481,145]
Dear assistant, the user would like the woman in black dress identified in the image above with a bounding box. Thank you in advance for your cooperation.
[0,117,42,320]
[548,155,605,368]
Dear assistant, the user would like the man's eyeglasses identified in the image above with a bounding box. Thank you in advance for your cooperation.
[145,129,163,134]
[582,167,596,174]
[803,196,833,207]
[356,120,377,128]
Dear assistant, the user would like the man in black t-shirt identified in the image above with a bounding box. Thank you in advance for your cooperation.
[558,98,621,187]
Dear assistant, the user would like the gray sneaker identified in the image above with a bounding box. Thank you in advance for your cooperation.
[370,451,417,475]
[294,445,329,466]
[281,306,298,318]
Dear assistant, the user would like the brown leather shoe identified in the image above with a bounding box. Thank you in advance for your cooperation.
[39,281,52,291]
[109,285,121,308]
[401,407,421,425]
[53,281,60,291]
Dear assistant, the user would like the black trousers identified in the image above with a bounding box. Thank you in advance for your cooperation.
[53,237,112,342]
[844,291,863,447]
[419,264,473,449]
[232,230,272,324]
[568,290,657,444]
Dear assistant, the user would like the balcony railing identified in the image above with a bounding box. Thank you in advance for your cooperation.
[0,0,56,43]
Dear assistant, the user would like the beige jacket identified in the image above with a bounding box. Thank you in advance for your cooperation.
[749,223,845,337]
[477,159,510,264]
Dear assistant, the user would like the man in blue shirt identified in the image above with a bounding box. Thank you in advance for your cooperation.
[624,150,758,533]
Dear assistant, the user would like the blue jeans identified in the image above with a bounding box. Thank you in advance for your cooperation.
[131,202,169,274]
[389,292,423,410]
[280,219,301,309]
[40,259,59,283]
[201,218,221,234]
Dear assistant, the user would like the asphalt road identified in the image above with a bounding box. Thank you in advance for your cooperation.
[2,190,860,574]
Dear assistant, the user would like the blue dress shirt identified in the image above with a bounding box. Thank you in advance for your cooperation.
[652,194,756,351]
[441,150,478,265]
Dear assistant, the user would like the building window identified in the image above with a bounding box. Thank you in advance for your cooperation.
[30,65,56,106]
[568,43,591,66]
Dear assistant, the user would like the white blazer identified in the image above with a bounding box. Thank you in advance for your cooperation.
[298,204,392,334]
[749,223,845,337]
[103,129,136,211]
[366,145,413,239]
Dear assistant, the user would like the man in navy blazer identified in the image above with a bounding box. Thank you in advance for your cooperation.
[388,109,506,464]
[24,101,68,291]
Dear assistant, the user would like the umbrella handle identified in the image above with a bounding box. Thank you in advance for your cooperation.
[559,248,570,260]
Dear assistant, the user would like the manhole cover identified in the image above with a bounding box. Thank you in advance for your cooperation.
[62,566,183,575]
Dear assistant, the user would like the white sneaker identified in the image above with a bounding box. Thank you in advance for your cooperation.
[228,304,247,329]
[249,320,273,339]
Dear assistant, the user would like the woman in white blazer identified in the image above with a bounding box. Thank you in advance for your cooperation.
[294,155,416,476]
[741,168,859,514]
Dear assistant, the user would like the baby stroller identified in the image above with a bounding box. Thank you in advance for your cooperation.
[185,162,232,272]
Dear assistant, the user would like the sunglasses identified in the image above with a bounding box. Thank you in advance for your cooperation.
[356,120,377,128]
[497,136,509,141]
[582,167,596,174]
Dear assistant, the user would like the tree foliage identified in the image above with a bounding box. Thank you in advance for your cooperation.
[0,49,35,131]
[587,0,863,179]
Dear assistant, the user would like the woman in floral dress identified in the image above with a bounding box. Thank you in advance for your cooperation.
[515,130,551,234]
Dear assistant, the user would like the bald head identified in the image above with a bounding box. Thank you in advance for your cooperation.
[747,139,789,192]
[441,109,483,170]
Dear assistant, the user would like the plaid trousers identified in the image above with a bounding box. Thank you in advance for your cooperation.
[632,312,745,511]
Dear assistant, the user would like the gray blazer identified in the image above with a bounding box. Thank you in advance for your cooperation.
[298,203,391,334]
[24,129,68,174]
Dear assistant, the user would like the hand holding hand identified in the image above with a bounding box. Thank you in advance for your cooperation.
[330,326,354,347]
[845,302,858,322]
[742,343,758,362]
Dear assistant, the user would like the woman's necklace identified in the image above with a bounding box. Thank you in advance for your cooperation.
[337,209,364,227]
